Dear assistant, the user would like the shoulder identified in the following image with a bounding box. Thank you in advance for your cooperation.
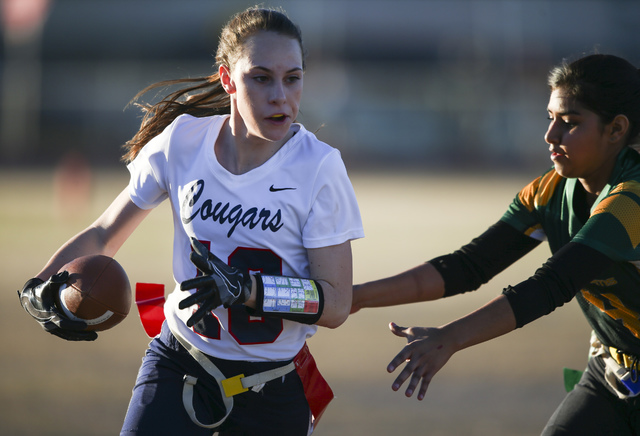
[293,124,338,153]
[168,114,226,139]
[595,147,640,215]
[593,180,640,221]
[155,114,226,157]
[517,168,564,211]
[288,124,343,169]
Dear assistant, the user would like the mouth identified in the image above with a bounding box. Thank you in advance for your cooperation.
[550,150,564,161]
[267,114,287,122]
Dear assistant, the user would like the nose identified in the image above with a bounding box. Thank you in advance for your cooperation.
[270,82,286,104]
[545,120,560,148]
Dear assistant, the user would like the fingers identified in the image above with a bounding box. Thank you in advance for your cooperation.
[190,251,213,275]
[388,344,433,400]
[50,271,69,284]
[392,367,432,400]
[190,237,209,258]
[387,342,412,374]
[178,287,216,309]
[53,316,90,332]
[387,323,446,401]
[186,298,218,327]
[180,275,219,291]
[389,321,407,338]
[49,327,98,341]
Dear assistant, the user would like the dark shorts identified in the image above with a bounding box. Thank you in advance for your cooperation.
[120,322,311,436]
[542,355,640,435]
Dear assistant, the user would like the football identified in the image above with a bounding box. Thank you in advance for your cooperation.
[57,254,131,331]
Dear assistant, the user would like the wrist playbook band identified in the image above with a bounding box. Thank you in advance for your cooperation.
[252,274,324,325]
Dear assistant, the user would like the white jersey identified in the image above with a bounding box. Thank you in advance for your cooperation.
[127,114,364,361]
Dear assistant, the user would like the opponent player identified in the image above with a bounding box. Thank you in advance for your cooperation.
[352,54,640,435]
[18,7,363,435]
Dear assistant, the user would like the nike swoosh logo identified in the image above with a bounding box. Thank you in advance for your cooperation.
[269,185,297,192]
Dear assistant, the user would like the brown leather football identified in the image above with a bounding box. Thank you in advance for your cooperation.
[57,255,131,331]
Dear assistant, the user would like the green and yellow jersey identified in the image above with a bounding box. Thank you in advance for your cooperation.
[502,147,640,355]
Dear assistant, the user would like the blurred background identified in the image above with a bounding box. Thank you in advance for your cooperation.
[2,0,639,170]
[2,1,640,435]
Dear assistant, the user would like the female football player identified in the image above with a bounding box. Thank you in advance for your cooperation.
[19,7,363,435]
[352,53,640,435]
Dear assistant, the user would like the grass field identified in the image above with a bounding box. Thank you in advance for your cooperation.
[0,168,592,435]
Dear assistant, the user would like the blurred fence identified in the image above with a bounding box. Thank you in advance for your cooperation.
[1,0,638,169]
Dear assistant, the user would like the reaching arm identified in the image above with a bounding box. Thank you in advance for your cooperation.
[386,241,615,400]
[351,221,540,313]
[351,262,445,313]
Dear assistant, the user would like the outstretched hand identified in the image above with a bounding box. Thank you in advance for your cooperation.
[387,322,454,401]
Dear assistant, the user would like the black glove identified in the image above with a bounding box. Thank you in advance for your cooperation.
[18,272,98,341]
[179,238,252,327]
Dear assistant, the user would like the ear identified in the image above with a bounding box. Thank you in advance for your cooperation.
[219,65,236,94]
[607,114,630,144]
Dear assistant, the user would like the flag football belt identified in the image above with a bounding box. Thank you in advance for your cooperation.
[590,332,640,399]
[166,310,295,429]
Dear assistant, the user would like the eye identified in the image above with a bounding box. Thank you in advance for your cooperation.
[253,75,269,83]
[547,114,577,128]
[285,74,302,84]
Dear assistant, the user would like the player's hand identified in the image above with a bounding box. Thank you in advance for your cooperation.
[179,238,252,327]
[387,322,453,401]
[18,273,98,341]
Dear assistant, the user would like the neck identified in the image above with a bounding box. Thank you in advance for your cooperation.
[577,181,599,208]
[577,146,624,205]
[215,117,291,175]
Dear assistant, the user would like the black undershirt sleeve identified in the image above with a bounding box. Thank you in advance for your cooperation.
[430,220,541,297]
[503,242,614,328]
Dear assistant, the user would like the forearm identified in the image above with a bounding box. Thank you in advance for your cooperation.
[37,189,149,280]
[314,277,351,328]
[445,294,516,352]
[352,262,445,310]
[244,242,353,329]
[37,227,111,280]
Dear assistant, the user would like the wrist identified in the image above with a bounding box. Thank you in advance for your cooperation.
[243,275,257,308]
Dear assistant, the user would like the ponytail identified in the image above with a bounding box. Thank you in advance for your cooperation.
[121,74,230,163]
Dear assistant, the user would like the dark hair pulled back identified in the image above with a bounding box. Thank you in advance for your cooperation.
[548,54,640,146]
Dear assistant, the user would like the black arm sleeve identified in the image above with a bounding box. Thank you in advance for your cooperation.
[502,242,614,328]
[430,220,541,297]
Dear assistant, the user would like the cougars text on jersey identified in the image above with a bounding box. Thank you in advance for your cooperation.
[181,179,284,238]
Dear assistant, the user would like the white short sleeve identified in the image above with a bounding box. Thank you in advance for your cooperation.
[126,125,172,210]
[302,150,364,248]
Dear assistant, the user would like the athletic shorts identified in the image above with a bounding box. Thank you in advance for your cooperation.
[542,355,640,435]
[120,322,311,436]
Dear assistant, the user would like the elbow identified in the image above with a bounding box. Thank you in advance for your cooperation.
[315,278,352,328]
[318,305,350,329]
[325,311,349,329]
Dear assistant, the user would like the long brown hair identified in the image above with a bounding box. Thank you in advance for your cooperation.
[121,7,305,163]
